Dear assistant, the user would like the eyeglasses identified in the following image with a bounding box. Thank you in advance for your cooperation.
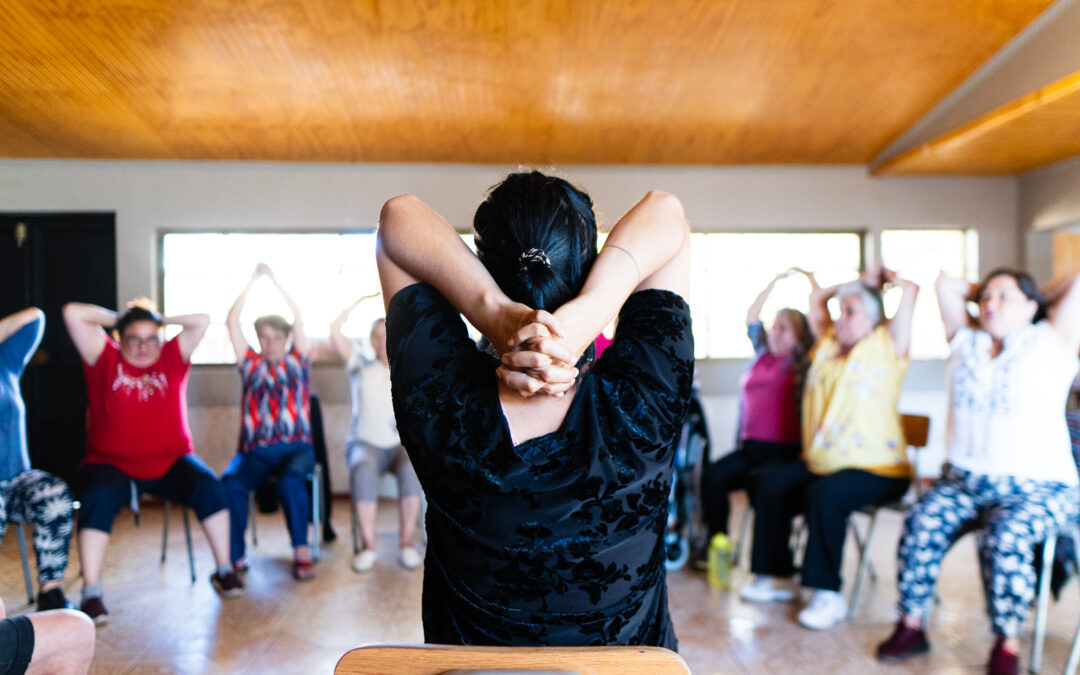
[122,335,161,348]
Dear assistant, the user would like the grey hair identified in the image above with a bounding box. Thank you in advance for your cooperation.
[835,282,885,327]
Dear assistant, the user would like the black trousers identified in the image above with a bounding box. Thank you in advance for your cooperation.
[701,439,800,537]
[749,460,908,591]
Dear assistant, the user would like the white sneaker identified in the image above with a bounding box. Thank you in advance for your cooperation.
[738,575,797,603]
[797,589,847,630]
[352,550,378,573]
[399,547,422,569]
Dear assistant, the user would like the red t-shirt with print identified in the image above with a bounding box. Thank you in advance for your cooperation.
[82,337,193,480]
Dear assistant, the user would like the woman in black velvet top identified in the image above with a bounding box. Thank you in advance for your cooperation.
[375,172,692,648]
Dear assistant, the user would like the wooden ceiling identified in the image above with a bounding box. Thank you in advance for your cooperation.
[0,0,1061,167]
[875,70,1080,175]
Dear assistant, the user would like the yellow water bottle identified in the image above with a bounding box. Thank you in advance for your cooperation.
[707,533,732,589]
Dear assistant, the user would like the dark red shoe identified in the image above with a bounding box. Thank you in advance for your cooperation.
[987,637,1019,675]
[78,596,109,626]
[876,620,930,662]
[210,570,246,598]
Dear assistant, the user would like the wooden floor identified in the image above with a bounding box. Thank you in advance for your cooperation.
[2,493,1079,674]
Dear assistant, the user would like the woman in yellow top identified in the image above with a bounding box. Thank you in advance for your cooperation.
[738,263,918,631]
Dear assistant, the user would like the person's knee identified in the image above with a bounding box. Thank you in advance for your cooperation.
[29,609,96,670]
[803,480,840,516]
[76,486,123,533]
[190,476,229,520]
[275,471,306,497]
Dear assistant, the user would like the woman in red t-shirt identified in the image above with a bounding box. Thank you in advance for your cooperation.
[64,300,244,625]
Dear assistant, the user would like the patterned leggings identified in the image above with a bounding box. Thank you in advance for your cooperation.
[896,464,1080,637]
[0,470,74,585]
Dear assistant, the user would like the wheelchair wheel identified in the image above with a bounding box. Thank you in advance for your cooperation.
[664,529,690,571]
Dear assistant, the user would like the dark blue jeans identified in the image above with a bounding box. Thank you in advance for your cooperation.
[221,442,314,563]
[78,456,227,533]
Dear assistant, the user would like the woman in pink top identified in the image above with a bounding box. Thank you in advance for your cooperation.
[700,269,814,541]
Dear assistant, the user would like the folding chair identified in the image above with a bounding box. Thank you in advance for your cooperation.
[12,521,34,604]
[129,482,196,584]
[335,644,691,675]
[250,463,323,561]
[845,413,931,619]
[1032,524,1080,673]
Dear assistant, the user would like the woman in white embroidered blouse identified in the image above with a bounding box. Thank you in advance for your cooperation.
[877,268,1080,675]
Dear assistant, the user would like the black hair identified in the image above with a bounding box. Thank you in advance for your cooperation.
[473,171,599,312]
[115,300,163,337]
[973,267,1047,323]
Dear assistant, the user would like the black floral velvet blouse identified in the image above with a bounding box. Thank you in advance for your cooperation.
[385,283,694,649]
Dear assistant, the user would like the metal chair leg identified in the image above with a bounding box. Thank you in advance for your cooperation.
[182,507,195,584]
[351,498,360,555]
[161,501,170,563]
[1067,528,1080,675]
[15,522,34,604]
[250,493,258,546]
[311,464,322,562]
[733,504,752,568]
[847,509,879,620]
[1030,533,1056,673]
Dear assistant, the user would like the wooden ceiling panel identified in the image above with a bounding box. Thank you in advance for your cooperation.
[875,70,1080,175]
[0,0,1057,164]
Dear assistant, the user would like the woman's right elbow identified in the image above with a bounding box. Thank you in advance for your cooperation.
[380,194,420,225]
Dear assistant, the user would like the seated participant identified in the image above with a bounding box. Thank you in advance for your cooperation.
[0,308,76,611]
[376,174,692,646]
[0,595,95,675]
[700,269,814,542]
[877,269,1080,675]
[739,263,918,630]
[223,265,316,580]
[63,300,243,625]
[330,304,423,573]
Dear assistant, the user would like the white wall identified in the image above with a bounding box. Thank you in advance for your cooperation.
[1020,156,1080,233]
[0,159,1022,490]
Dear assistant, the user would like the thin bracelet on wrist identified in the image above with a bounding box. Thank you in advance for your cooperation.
[604,244,640,281]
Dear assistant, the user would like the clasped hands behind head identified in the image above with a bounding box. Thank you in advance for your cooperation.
[495,307,581,399]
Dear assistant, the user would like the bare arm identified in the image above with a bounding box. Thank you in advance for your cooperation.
[62,303,116,366]
[935,273,976,343]
[226,272,257,363]
[329,303,355,364]
[543,190,690,361]
[882,271,919,359]
[329,294,379,363]
[807,283,841,340]
[746,276,780,326]
[1043,272,1080,354]
[165,313,210,363]
[263,269,308,357]
[376,195,551,356]
[0,307,44,344]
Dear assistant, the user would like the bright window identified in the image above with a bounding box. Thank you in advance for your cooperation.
[162,232,387,364]
[162,229,971,364]
[688,232,862,359]
[879,229,978,359]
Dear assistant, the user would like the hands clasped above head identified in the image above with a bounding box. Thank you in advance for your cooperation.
[495,307,580,399]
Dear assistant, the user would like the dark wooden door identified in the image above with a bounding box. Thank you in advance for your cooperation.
[0,213,116,488]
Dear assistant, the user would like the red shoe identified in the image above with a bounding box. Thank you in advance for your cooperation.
[987,637,1019,675]
[210,570,246,598]
[293,558,315,581]
[876,620,930,662]
[79,596,109,626]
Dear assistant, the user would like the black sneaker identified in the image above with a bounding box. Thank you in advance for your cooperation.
[36,587,74,611]
[211,570,246,598]
[79,596,109,626]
